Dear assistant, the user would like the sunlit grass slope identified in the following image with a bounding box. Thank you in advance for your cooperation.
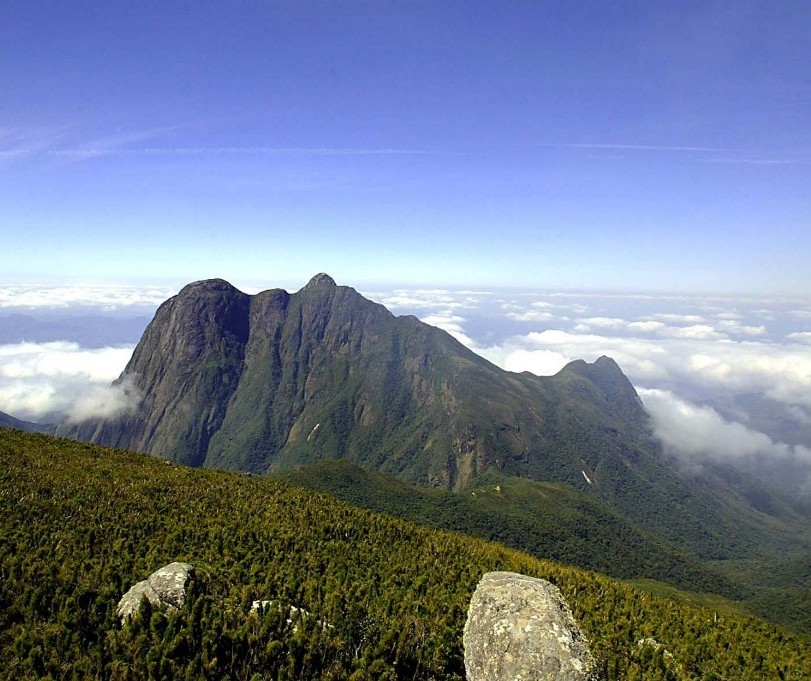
[278,459,736,597]
[1,430,809,680]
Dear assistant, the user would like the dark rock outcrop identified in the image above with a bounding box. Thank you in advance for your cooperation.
[463,571,598,680]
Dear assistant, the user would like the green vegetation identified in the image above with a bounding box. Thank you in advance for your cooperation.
[280,460,811,634]
[58,278,811,582]
[278,460,736,597]
[705,555,811,635]
[2,430,810,679]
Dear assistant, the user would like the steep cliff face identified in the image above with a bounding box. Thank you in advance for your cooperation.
[65,279,250,466]
[61,274,652,490]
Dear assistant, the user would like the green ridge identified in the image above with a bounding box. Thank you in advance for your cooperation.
[277,459,737,597]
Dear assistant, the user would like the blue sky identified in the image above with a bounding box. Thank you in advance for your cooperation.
[2,1,810,294]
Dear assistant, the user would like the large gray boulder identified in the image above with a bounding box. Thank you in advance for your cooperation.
[463,571,599,680]
[117,562,195,622]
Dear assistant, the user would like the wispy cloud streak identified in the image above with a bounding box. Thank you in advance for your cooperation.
[0,123,433,166]
[546,142,804,166]
[559,142,729,153]
[702,157,804,166]
[47,146,433,159]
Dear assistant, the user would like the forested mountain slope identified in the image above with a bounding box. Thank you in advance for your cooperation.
[278,459,736,596]
[2,429,810,680]
[0,410,52,433]
[58,275,811,566]
[281,459,811,633]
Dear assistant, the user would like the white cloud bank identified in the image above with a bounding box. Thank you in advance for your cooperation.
[0,341,138,422]
[0,285,175,310]
[639,388,811,464]
[375,289,491,312]
[787,331,811,344]
[420,314,476,347]
[475,329,811,411]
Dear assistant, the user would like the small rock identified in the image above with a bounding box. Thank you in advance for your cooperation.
[463,571,599,681]
[118,561,195,622]
[251,599,274,613]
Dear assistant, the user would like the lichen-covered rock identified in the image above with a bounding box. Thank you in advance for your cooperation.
[463,571,599,680]
[117,562,194,622]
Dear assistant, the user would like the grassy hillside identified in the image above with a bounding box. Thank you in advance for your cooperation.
[281,460,811,635]
[278,460,737,597]
[1,430,810,680]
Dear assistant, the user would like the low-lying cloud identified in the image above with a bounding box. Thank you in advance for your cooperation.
[0,341,137,422]
[375,289,490,311]
[0,285,175,311]
[788,331,811,344]
[420,314,476,347]
[639,388,811,464]
[66,373,142,423]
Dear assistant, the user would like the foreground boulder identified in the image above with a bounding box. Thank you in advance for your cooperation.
[463,571,598,680]
[117,562,195,622]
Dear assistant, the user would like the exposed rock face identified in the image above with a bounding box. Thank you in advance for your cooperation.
[56,274,788,562]
[117,562,195,621]
[463,571,599,681]
[58,274,651,495]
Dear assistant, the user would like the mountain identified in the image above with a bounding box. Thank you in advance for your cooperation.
[59,274,811,563]
[60,274,648,487]
[0,409,54,433]
[4,428,810,679]
[0,312,150,347]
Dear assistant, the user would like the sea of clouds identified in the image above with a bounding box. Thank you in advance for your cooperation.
[1,282,810,493]
[0,341,140,422]
[0,284,168,422]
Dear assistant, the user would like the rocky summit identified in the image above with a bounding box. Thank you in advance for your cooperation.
[58,274,651,493]
[463,571,598,681]
[58,274,810,561]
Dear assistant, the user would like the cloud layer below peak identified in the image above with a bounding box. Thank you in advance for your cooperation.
[0,341,138,422]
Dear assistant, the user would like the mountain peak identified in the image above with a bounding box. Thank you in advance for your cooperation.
[594,355,623,374]
[564,355,623,378]
[562,355,644,418]
[179,278,239,294]
[303,273,337,290]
